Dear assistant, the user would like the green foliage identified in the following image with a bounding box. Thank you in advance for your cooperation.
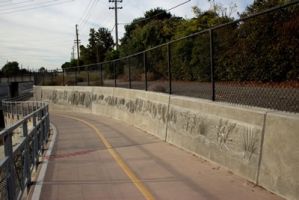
[105,49,120,61]
[65,27,114,67]
[2,61,20,76]
[60,2,298,83]
[39,67,47,73]
[120,8,180,56]
[104,49,120,78]
[61,59,83,71]
[215,0,299,81]
[170,8,233,81]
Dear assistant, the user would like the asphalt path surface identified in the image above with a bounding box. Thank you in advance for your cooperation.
[31,111,284,200]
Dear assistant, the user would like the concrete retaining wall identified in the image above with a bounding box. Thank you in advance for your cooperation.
[34,86,299,200]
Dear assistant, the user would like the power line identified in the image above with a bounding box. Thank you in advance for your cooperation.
[78,0,95,25]
[119,0,191,25]
[80,0,99,30]
[0,0,39,8]
[0,0,14,4]
[110,24,115,32]
[0,0,75,15]
[0,0,67,11]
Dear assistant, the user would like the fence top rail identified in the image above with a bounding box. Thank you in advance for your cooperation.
[0,101,49,138]
[55,0,298,71]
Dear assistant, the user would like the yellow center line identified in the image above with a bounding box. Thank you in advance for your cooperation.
[57,114,156,200]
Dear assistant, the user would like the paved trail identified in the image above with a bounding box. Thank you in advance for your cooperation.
[32,112,283,200]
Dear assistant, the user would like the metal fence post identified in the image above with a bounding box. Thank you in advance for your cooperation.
[51,71,54,85]
[143,52,148,91]
[167,43,172,94]
[100,64,103,86]
[42,72,45,85]
[75,68,78,86]
[4,132,16,200]
[209,29,215,101]
[87,67,90,86]
[128,57,132,89]
[114,61,117,87]
[62,69,65,86]
[23,120,31,188]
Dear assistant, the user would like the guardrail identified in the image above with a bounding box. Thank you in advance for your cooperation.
[0,100,50,200]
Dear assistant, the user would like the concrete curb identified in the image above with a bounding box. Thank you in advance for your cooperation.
[30,123,57,200]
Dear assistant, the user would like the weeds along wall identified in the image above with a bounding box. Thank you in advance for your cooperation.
[34,86,299,200]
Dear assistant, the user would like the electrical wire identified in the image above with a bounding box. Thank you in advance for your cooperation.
[0,0,66,11]
[0,0,35,8]
[78,0,94,25]
[0,0,53,8]
[0,0,74,14]
[0,0,13,4]
[119,0,191,25]
[110,24,115,33]
[80,0,99,30]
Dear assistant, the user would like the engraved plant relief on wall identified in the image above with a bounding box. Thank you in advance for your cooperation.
[242,127,259,161]
[216,119,236,151]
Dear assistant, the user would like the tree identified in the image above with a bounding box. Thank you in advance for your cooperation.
[2,61,20,76]
[79,27,114,65]
[61,59,83,71]
[39,67,47,73]
[215,0,299,81]
[171,7,233,81]
[120,8,180,56]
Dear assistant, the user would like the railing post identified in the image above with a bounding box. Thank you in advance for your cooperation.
[23,120,31,188]
[128,57,132,89]
[167,43,172,94]
[143,52,148,91]
[44,106,49,141]
[16,102,19,120]
[209,29,215,101]
[21,102,24,117]
[32,113,39,170]
[27,103,30,116]
[41,110,46,148]
[4,132,16,200]
[38,109,43,153]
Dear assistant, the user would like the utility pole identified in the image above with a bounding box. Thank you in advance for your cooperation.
[75,24,80,66]
[109,0,122,50]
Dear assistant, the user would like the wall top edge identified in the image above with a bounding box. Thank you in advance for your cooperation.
[35,86,298,118]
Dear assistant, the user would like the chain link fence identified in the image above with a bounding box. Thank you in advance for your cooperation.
[36,1,298,113]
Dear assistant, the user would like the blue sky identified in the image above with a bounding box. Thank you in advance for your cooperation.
[0,0,253,70]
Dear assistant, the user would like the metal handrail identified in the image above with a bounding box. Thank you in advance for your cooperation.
[0,100,50,200]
